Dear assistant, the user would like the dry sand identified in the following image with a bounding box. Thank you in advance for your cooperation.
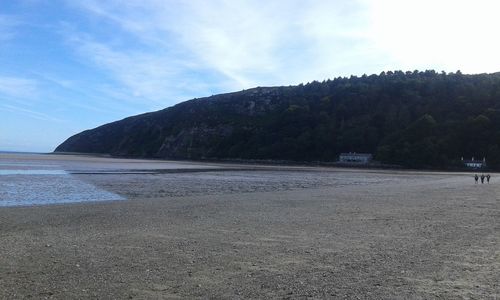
[0,158,498,299]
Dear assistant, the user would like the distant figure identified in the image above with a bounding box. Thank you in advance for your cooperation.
[480,174,485,184]
[486,174,491,183]
[475,174,479,184]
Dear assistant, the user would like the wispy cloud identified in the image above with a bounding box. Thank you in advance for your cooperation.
[67,0,377,102]
[68,35,195,103]
[33,72,74,89]
[0,76,38,99]
[29,71,141,114]
[0,103,64,123]
[69,0,500,100]
[172,0,373,84]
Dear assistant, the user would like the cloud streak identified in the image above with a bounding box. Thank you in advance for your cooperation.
[70,0,500,101]
[0,76,38,99]
[68,0,379,102]
[0,103,64,123]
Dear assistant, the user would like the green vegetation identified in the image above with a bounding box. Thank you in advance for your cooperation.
[56,70,500,169]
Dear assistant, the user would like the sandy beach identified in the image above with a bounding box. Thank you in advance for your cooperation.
[0,154,498,299]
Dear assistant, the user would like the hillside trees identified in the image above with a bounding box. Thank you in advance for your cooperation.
[56,71,500,169]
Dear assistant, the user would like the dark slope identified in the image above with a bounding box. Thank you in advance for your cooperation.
[56,87,289,158]
[56,71,500,169]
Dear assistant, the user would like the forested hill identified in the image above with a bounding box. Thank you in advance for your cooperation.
[56,70,500,169]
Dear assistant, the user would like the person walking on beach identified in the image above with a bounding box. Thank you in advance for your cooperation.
[480,174,485,184]
[475,174,479,184]
[486,174,491,183]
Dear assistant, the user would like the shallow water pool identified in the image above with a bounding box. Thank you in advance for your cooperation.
[0,172,124,207]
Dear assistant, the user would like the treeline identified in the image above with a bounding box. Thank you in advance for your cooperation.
[205,70,500,169]
[56,70,500,169]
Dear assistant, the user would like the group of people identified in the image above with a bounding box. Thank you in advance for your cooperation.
[474,174,491,184]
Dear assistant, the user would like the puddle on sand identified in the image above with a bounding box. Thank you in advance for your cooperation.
[0,171,124,207]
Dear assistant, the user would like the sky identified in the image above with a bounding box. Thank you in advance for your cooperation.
[1,0,500,152]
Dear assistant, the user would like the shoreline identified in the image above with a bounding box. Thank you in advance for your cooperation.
[50,150,496,173]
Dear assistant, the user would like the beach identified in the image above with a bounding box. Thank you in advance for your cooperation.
[0,154,498,299]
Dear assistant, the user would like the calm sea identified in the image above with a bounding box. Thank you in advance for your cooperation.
[0,152,124,207]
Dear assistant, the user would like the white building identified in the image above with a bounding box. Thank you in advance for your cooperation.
[339,153,373,164]
[462,157,486,169]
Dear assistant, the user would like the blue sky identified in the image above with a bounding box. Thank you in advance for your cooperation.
[1,0,500,152]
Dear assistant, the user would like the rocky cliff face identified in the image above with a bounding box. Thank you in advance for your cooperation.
[55,87,287,158]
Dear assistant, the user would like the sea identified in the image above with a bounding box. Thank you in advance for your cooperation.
[0,152,124,207]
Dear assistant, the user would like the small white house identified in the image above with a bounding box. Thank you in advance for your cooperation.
[462,157,486,169]
[339,152,373,164]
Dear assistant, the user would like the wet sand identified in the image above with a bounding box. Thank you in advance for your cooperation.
[0,155,499,299]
